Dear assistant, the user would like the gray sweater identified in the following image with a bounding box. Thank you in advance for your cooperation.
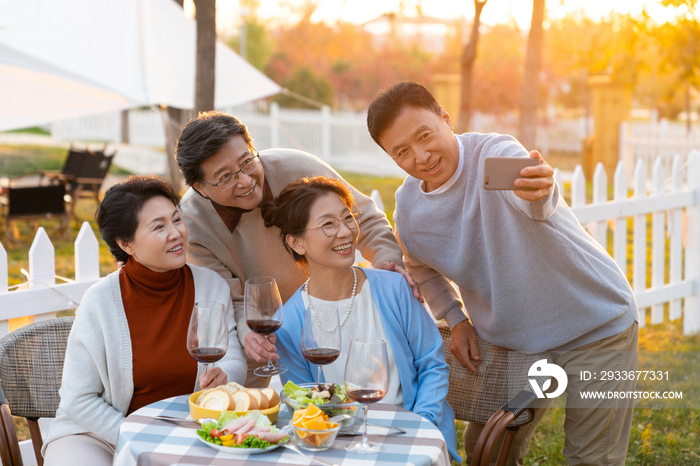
[394,133,638,353]
[42,264,246,451]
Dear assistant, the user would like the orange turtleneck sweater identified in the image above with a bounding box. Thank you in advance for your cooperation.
[119,258,197,414]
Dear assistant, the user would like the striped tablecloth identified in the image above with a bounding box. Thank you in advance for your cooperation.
[114,395,451,466]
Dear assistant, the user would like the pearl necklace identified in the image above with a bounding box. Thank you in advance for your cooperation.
[304,267,357,332]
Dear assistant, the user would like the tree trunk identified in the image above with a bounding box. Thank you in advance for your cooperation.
[518,0,546,150]
[686,84,691,135]
[457,0,487,134]
[161,106,189,193]
[120,110,129,144]
[160,0,189,192]
[194,0,216,114]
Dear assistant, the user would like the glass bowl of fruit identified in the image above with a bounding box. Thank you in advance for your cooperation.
[289,404,342,451]
[280,381,360,430]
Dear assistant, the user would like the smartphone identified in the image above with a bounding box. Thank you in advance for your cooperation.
[482,157,541,191]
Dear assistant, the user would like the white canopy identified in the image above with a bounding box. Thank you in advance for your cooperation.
[0,0,281,131]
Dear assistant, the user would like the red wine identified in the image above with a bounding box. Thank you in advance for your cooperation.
[247,319,282,334]
[189,347,226,363]
[302,348,340,365]
[347,389,387,404]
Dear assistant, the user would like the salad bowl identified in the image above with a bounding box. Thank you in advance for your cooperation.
[280,382,360,429]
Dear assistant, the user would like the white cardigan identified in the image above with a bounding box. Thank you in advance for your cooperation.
[42,264,247,452]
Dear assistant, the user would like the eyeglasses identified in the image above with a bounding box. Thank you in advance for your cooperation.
[200,151,261,191]
[305,212,360,237]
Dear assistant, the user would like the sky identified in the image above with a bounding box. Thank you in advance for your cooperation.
[185,0,682,36]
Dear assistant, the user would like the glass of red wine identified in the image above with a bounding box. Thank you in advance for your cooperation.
[343,338,390,454]
[301,304,341,383]
[187,301,228,389]
[244,276,287,377]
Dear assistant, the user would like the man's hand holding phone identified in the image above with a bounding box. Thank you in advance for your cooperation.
[483,150,554,202]
[514,150,554,201]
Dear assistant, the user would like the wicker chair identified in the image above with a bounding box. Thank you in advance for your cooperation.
[437,322,541,466]
[0,317,75,466]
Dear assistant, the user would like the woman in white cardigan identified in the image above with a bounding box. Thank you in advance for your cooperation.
[43,176,246,466]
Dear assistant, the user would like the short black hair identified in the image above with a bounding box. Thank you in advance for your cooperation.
[367,81,442,151]
[175,111,254,188]
[96,175,180,263]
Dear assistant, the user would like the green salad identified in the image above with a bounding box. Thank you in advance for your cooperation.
[283,381,351,405]
[283,381,359,420]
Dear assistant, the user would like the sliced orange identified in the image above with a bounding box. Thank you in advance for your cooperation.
[292,409,305,423]
[302,415,327,431]
[303,403,323,420]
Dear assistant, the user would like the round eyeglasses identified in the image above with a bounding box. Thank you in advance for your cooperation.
[305,213,360,237]
[200,151,261,191]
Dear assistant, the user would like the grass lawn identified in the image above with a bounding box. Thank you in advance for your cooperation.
[2,145,699,464]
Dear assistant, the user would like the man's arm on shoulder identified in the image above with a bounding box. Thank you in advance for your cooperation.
[397,230,482,373]
[276,150,418,295]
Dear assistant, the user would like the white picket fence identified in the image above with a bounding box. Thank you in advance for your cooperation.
[620,120,700,183]
[559,151,700,334]
[0,222,100,337]
[50,104,587,178]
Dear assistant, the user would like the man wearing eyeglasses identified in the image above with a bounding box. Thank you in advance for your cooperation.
[175,111,419,388]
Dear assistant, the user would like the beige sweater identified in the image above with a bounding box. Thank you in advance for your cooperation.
[181,148,404,348]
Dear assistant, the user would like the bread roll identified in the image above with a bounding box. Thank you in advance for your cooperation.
[248,389,268,409]
[199,389,231,410]
[261,388,281,407]
[195,389,213,406]
[226,381,247,392]
[231,390,258,411]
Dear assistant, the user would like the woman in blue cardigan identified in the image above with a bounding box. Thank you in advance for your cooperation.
[259,176,460,461]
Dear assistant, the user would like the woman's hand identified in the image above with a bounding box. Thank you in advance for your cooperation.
[244,332,279,363]
[199,367,227,389]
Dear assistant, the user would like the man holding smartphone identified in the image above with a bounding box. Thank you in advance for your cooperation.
[367,82,639,466]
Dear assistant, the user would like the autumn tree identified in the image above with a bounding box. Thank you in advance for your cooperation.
[264,4,434,109]
[472,23,524,115]
[659,0,700,129]
[227,0,274,72]
[518,0,545,150]
[458,0,487,133]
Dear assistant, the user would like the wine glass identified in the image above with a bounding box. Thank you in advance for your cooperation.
[244,276,287,377]
[187,301,228,389]
[301,304,341,383]
[343,338,390,454]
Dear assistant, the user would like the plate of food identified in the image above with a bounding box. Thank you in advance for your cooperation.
[280,381,360,429]
[195,410,290,455]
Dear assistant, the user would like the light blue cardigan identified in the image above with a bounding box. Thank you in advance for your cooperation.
[276,268,460,462]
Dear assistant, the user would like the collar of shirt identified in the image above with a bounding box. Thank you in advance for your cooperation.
[421,134,465,196]
[209,177,274,233]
